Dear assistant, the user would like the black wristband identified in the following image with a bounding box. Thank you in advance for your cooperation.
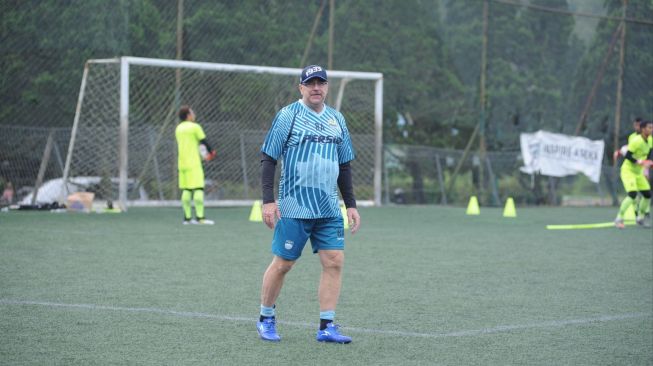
[624,150,637,163]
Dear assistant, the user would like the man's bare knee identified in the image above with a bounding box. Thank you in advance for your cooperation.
[271,256,295,274]
[320,250,344,270]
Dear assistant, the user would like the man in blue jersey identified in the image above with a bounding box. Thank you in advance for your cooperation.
[256,65,361,343]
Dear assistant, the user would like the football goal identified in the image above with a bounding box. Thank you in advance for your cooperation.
[62,57,383,210]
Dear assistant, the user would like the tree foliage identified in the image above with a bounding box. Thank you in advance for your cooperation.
[570,0,653,142]
[1,0,651,152]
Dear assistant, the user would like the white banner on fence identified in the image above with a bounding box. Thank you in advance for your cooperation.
[520,130,605,183]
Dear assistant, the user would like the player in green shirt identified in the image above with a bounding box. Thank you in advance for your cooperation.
[613,117,642,162]
[615,120,653,228]
[613,118,644,215]
[175,106,216,225]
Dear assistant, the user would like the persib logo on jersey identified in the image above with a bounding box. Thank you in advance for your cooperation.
[302,135,343,144]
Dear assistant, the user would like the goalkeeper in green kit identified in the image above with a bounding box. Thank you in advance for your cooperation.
[615,119,653,228]
[175,105,216,225]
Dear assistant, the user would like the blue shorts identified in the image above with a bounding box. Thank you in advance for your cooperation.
[271,216,345,261]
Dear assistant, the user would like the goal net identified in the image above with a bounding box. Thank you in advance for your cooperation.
[62,57,383,210]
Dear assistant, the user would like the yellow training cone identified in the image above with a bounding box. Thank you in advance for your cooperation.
[340,204,350,229]
[623,205,636,221]
[503,197,517,218]
[466,196,480,215]
[249,200,262,222]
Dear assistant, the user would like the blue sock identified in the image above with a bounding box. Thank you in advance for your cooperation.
[260,304,275,319]
[319,310,335,330]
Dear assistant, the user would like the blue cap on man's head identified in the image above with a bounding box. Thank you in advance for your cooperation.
[300,65,327,84]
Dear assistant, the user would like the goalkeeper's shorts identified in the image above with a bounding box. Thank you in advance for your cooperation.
[178,166,204,190]
[621,169,650,192]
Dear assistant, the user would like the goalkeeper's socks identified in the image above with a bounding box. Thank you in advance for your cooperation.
[640,197,651,215]
[193,190,205,218]
[181,190,192,219]
[319,310,335,330]
[617,196,634,218]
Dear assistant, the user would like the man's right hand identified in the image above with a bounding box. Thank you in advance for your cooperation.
[638,159,653,168]
[262,202,281,229]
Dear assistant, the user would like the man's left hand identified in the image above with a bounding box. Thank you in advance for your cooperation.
[346,207,361,234]
[262,202,280,229]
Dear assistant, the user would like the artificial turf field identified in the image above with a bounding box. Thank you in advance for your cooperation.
[1,206,651,365]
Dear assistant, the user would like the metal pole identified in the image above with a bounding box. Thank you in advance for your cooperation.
[485,156,500,206]
[300,0,326,67]
[327,0,335,106]
[446,123,479,196]
[176,0,184,87]
[479,0,489,203]
[174,0,184,201]
[119,57,130,211]
[435,154,447,205]
[60,62,90,203]
[32,130,55,205]
[614,0,627,156]
[373,78,383,206]
[328,0,334,71]
[334,78,349,111]
[575,23,622,135]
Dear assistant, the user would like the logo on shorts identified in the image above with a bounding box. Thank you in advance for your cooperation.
[284,240,294,250]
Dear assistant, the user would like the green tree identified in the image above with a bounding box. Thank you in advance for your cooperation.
[331,1,467,147]
[0,0,175,128]
[183,1,318,66]
[444,0,582,150]
[571,0,653,141]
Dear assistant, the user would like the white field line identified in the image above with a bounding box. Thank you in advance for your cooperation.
[1,299,650,339]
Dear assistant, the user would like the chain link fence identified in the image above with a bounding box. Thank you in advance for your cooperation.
[0,126,70,205]
[1,0,651,207]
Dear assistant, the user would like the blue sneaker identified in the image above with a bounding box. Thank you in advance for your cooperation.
[257,318,281,342]
[316,323,352,344]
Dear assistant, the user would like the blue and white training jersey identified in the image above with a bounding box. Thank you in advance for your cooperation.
[261,100,356,219]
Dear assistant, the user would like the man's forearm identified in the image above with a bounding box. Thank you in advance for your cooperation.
[261,153,277,204]
[337,162,356,208]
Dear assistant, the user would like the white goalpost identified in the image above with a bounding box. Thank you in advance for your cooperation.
[62,56,383,211]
